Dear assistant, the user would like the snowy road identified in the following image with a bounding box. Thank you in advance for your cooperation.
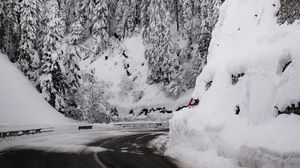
[0,129,179,168]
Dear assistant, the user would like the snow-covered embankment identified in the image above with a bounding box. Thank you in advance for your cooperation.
[168,0,300,167]
[0,53,70,125]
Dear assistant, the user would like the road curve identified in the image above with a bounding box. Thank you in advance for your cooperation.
[88,131,179,168]
[0,130,179,168]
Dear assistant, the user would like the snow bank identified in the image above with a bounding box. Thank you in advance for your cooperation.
[168,0,300,167]
[0,53,70,125]
[148,133,168,155]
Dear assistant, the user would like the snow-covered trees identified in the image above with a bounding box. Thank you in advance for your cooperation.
[114,0,138,39]
[64,21,84,91]
[140,0,222,98]
[114,0,128,39]
[77,0,95,39]
[278,0,300,24]
[143,0,177,88]
[180,0,193,40]
[0,0,225,119]
[18,0,39,80]
[1,0,20,62]
[39,0,67,112]
[59,21,85,119]
[140,0,151,28]
[92,0,110,55]
[75,71,112,123]
[0,2,3,50]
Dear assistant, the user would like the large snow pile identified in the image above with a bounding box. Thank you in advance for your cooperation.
[168,0,300,167]
[0,53,70,125]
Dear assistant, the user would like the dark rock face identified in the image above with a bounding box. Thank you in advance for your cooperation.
[231,73,245,85]
[235,105,240,115]
[276,102,300,116]
[205,80,213,91]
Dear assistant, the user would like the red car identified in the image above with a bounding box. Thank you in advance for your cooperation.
[188,98,200,108]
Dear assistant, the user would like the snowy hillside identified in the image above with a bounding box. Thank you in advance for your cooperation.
[0,53,70,125]
[82,34,192,118]
[168,0,300,167]
[1,0,221,122]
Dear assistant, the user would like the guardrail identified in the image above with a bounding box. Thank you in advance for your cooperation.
[113,122,169,129]
[0,127,54,139]
[78,125,93,130]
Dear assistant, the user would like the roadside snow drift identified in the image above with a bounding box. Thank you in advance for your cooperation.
[168,0,300,167]
[0,53,70,124]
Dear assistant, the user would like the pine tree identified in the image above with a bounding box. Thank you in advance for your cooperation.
[36,0,50,57]
[60,0,79,33]
[140,0,151,28]
[86,0,95,26]
[144,0,177,86]
[114,0,133,39]
[92,0,109,55]
[61,21,85,118]
[181,0,193,41]
[78,0,95,39]
[0,1,4,51]
[1,0,20,62]
[18,0,39,80]
[124,7,136,37]
[39,0,67,112]
[64,21,84,92]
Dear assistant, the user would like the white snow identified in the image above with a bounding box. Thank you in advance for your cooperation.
[0,53,70,125]
[168,0,300,167]
[82,34,192,118]
[148,133,168,155]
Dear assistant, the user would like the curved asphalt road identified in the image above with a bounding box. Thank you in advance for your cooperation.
[0,130,179,168]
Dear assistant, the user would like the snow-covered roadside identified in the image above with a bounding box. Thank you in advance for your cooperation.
[0,53,70,125]
[0,121,169,153]
[148,133,168,155]
[168,0,300,168]
[0,124,128,152]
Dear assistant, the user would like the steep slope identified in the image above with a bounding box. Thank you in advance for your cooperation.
[82,34,192,119]
[0,53,70,125]
[168,0,300,167]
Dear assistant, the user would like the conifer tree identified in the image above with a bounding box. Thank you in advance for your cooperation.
[0,1,4,51]
[36,0,50,56]
[181,0,193,41]
[40,0,67,111]
[61,21,85,119]
[18,0,39,80]
[64,21,84,92]
[92,0,109,55]
[144,0,177,86]
[77,0,95,39]
[1,0,20,62]
[114,0,133,39]
[140,0,151,28]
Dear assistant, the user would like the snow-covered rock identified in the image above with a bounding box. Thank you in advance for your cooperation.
[0,53,70,125]
[168,0,300,167]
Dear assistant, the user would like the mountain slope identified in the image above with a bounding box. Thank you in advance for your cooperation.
[0,53,70,125]
[82,34,192,119]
